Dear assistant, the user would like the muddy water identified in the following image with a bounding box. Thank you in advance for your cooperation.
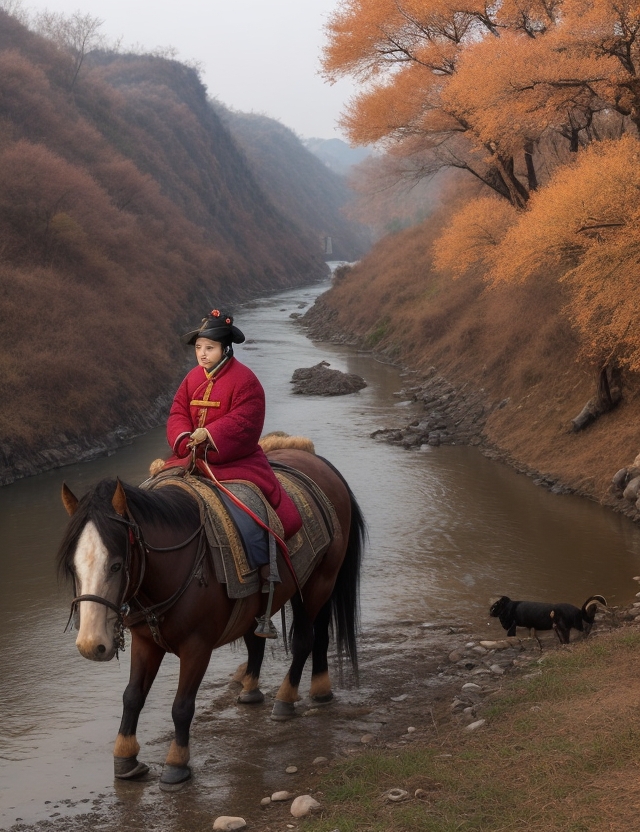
[3,277,640,829]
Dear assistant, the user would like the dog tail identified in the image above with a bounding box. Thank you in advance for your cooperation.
[581,595,607,629]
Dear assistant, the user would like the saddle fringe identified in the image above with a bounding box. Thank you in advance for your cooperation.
[259,431,315,455]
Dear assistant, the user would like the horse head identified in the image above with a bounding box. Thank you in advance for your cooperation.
[59,480,130,662]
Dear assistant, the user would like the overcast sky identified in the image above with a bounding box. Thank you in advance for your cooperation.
[21,0,355,141]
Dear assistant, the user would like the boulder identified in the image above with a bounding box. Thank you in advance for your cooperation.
[291,361,367,396]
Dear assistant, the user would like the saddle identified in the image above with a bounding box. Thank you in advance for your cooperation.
[141,463,338,599]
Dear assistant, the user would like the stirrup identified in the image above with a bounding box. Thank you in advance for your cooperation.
[254,615,278,638]
[255,579,278,638]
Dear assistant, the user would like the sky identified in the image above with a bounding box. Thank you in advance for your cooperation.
[20,0,356,141]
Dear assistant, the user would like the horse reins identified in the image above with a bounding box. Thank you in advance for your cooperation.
[66,509,207,655]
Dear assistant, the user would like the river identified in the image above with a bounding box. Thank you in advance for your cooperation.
[2,276,640,829]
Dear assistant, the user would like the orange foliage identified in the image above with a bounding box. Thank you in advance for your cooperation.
[432,196,518,277]
[491,136,640,369]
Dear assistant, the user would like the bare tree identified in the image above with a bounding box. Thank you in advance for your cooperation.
[33,10,105,89]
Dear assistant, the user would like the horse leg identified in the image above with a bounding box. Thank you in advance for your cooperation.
[113,634,165,780]
[159,640,212,790]
[236,629,267,704]
[272,594,313,721]
[309,601,334,704]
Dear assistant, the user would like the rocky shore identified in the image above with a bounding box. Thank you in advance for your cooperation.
[0,392,174,487]
[300,297,640,522]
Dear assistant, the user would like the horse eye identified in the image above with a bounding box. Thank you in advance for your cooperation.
[110,562,122,574]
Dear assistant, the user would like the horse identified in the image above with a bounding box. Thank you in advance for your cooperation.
[56,447,365,790]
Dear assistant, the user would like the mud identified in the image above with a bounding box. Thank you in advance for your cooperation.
[5,609,622,832]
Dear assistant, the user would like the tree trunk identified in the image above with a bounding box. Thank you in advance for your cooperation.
[571,363,622,432]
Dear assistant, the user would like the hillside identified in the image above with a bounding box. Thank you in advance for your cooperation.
[302,208,640,516]
[216,109,371,262]
[0,12,346,484]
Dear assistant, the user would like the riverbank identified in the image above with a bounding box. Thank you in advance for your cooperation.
[301,285,640,525]
[219,600,640,832]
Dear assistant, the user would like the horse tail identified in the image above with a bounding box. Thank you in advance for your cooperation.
[318,456,367,677]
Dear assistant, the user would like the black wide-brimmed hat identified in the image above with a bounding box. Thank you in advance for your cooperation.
[181,309,245,345]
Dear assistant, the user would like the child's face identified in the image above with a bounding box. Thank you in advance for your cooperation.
[195,337,224,370]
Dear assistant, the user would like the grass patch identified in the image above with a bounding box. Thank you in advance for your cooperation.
[301,631,640,832]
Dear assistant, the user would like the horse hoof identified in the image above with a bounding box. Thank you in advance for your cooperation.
[114,756,150,780]
[237,688,265,704]
[311,692,334,705]
[159,763,191,791]
[271,699,296,721]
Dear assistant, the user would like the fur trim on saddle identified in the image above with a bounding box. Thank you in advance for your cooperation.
[149,458,166,477]
[259,431,315,455]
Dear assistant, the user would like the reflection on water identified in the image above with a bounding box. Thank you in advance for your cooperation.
[2,279,640,824]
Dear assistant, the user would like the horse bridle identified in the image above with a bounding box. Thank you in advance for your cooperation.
[66,510,206,656]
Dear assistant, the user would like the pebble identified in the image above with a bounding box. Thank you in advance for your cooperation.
[260,797,271,806]
[490,664,505,675]
[390,694,408,701]
[466,719,486,732]
[312,756,328,765]
[387,788,408,802]
[271,791,292,802]
[407,726,416,733]
[212,817,246,831]
[285,765,298,774]
[361,734,374,743]
[290,795,321,817]
[461,682,482,692]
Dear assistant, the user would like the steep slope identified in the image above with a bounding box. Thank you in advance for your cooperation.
[302,212,640,510]
[0,11,328,483]
[217,108,372,262]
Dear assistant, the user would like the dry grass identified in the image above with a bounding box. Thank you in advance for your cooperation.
[301,630,640,832]
[318,213,640,503]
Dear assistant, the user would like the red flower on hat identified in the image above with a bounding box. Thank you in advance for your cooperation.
[225,317,231,324]
[211,309,220,317]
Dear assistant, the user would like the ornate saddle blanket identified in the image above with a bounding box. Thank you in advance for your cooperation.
[141,463,338,599]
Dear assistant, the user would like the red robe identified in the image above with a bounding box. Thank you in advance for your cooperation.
[165,358,302,539]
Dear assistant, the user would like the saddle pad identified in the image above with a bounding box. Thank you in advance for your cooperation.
[143,467,338,599]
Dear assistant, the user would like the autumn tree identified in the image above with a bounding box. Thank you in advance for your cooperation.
[323,0,640,208]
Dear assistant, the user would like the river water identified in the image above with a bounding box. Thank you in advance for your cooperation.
[2,276,640,828]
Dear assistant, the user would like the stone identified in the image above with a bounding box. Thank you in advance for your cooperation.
[386,788,408,802]
[623,476,640,501]
[361,734,374,743]
[312,756,328,765]
[290,795,321,817]
[271,791,292,802]
[461,682,482,693]
[285,765,298,774]
[291,362,367,396]
[466,719,486,732]
[260,797,271,806]
[212,817,246,831]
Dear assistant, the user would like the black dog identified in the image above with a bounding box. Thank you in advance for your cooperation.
[489,595,607,644]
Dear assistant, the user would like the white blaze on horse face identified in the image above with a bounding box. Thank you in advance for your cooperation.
[74,521,118,661]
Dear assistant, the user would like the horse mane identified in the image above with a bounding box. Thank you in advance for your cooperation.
[259,431,315,454]
[56,478,200,582]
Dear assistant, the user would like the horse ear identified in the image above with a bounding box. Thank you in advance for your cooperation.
[61,482,79,516]
[112,479,129,517]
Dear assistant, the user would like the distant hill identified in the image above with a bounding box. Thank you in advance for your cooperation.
[0,11,336,482]
[216,109,372,262]
[304,138,372,176]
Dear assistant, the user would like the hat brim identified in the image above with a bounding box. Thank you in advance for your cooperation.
[181,324,245,345]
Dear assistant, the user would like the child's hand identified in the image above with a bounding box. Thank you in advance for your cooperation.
[188,428,210,447]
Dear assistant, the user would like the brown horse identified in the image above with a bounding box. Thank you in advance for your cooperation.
[57,448,365,789]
